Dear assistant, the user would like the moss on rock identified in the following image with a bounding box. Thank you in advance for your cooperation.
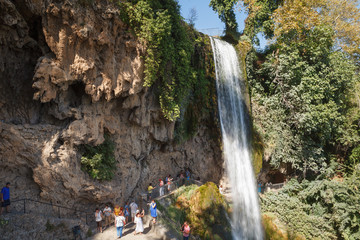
[262,213,305,240]
[174,182,232,239]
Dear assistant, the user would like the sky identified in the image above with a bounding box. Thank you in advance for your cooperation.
[177,0,267,48]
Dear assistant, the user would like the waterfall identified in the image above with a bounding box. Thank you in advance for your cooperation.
[210,37,263,240]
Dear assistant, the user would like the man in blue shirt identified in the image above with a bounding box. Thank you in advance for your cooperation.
[1,182,10,215]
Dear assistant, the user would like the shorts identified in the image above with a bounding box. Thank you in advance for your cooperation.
[96,221,102,227]
[1,199,10,207]
[131,212,136,218]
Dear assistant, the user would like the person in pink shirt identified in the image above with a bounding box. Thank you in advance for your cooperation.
[181,221,191,240]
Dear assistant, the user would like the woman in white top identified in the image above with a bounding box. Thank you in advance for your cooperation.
[95,208,104,233]
[115,212,126,238]
[134,209,145,235]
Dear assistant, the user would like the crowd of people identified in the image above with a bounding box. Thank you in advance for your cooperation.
[1,175,193,239]
[94,199,146,238]
[94,199,190,239]
[93,168,194,239]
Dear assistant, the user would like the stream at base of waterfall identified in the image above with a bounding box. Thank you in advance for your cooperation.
[210,37,263,240]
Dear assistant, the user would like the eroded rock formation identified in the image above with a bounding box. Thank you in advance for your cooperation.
[0,0,223,208]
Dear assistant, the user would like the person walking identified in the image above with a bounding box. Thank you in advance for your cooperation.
[115,211,126,238]
[167,175,173,192]
[134,209,144,235]
[181,221,191,240]
[130,200,138,222]
[103,204,112,229]
[159,179,164,196]
[185,168,190,180]
[180,171,185,186]
[150,199,157,224]
[95,208,104,233]
[124,201,130,224]
[147,183,154,201]
[258,182,262,193]
[0,182,10,215]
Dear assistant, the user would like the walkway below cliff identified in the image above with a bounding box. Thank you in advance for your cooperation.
[90,216,178,240]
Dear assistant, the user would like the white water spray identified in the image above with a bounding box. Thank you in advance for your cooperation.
[210,37,263,240]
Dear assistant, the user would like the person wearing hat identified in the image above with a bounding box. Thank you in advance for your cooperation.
[1,182,10,215]
[134,209,144,235]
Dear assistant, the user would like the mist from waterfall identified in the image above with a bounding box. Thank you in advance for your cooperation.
[210,37,263,240]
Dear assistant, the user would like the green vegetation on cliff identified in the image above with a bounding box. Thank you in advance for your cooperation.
[119,0,216,126]
[80,134,116,180]
[158,183,232,239]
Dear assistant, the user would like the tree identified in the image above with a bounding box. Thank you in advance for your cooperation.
[209,0,239,36]
[187,7,198,27]
[210,0,283,42]
[248,26,359,177]
[273,0,360,57]
[241,0,283,42]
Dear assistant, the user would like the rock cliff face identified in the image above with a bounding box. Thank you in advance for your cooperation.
[0,0,223,208]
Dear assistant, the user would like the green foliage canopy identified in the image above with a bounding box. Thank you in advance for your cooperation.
[248,26,359,175]
[209,0,283,43]
[209,0,238,36]
[119,0,215,123]
[240,0,283,42]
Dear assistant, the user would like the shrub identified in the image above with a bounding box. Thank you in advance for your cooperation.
[81,134,116,181]
[261,173,360,239]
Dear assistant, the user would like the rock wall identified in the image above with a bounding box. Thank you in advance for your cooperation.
[0,0,223,209]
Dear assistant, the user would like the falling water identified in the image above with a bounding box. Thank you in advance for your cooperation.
[210,37,263,240]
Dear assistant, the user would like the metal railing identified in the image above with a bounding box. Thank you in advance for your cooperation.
[264,182,285,192]
[8,179,204,227]
[10,198,92,225]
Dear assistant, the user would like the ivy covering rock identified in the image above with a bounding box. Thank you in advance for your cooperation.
[157,183,232,239]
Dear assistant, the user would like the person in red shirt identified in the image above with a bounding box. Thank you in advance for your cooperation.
[181,221,191,240]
